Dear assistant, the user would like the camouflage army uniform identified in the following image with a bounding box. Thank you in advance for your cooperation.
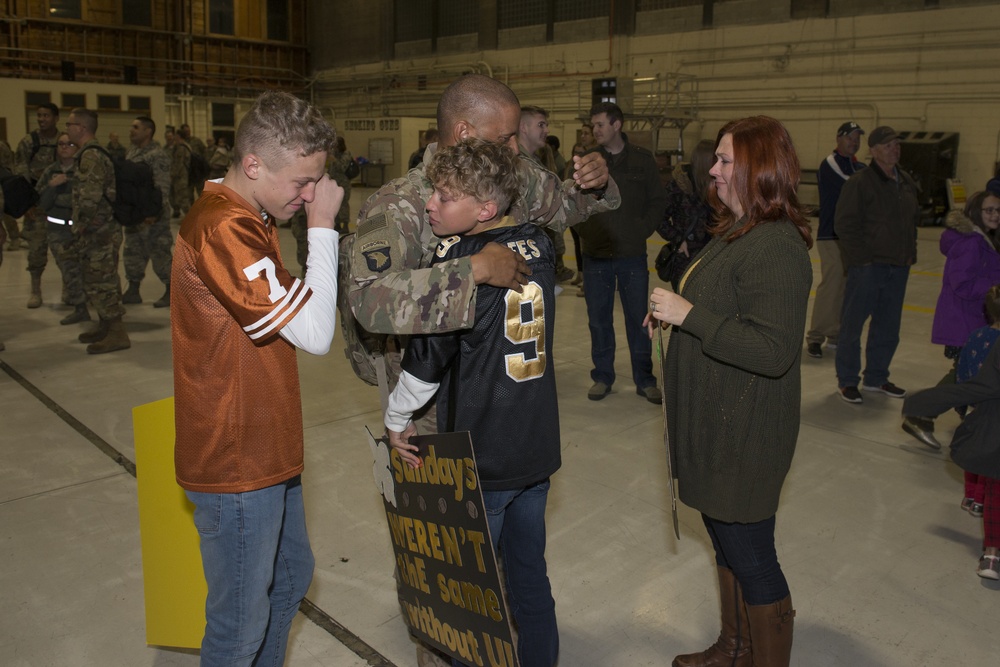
[35,160,85,306]
[123,141,173,290]
[15,130,59,274]
[187,136,208,196]
[106,139,127,161]
[328,149,353,234]
[170,141,192,217]
[349,151,620,335]
[0,140,18,250]
[73,139,123,320]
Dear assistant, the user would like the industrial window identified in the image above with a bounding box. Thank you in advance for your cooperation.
[554,0,609,21]
[98,95,122,110]
[267,0,289,41]
[498,0,547,29]
[790,0,827,18]
[396,0,433,42]
[62,93,86,109]
[25,92,52,107]
[49,0,82,19]
[128,96,151,111]
[637,0,701,8]
[209,0,235,36]
[439,0,478,37]
[122,0,152,27]
[212,102,235,129]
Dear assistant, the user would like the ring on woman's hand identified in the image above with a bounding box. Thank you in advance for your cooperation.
[650,301,656,313]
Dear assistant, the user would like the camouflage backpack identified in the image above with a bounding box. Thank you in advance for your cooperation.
[337,233,390,389]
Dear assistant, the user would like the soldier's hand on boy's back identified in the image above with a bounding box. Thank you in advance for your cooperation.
[470,242,531,292]
[304,174,344,230]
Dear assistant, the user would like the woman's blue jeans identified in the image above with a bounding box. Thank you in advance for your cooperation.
[702,513,789,605]
[186,476,314,667]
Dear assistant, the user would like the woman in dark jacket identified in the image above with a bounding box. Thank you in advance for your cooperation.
[647,116,813,667]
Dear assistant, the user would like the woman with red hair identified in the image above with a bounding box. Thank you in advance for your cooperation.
[647,116,813,667]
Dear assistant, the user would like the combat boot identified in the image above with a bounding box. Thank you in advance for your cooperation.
[79,318,110,343]
[86,318,130,354]
[60,303,91,325]
[153,284,170,308]
[27,272,42,308]
[122,281,142,304]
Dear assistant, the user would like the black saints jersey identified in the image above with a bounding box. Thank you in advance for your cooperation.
[402,220,561,491]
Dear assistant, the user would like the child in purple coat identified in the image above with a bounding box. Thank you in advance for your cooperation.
[903,189,1000,447]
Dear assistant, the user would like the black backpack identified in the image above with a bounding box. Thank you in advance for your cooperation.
[78,145,162,227]
[186,145,210,185]
[0,164,39,218]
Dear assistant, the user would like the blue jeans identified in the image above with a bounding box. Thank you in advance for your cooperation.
[702,514,789,606]
[835,263,910,388]
[582,254,655,389]
[186,476,314,667]
[456,479,558,667]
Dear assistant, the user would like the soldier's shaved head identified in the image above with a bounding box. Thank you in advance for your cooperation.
[437,75,520,149]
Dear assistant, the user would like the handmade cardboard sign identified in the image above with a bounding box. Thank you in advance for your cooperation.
[368,429,519,667]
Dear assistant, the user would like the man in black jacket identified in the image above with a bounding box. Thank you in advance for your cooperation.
[577,102,667,404]
[834,126,919,404]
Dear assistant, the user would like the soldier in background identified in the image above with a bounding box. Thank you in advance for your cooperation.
[35,131,89,325]
[122,116,173,308]
[169,129,192,220]
[207,136,231,180]
[0,139,20,251]
[66,108,130,354]
[15,102,60,308]
[327,135,354,234]
[178,124,207,196]
[105,132,127,160]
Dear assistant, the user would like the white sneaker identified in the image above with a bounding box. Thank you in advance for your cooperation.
[978,554,1000,580]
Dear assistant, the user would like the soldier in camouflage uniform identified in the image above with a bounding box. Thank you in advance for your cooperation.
[169,131,192,219]
[36,132,90,325]
[66,108,130,354]
[179,124,207,196]
[348,73,620,667]
[105,132,127,160]
[349,74,618,337]
[122,116,173,308]
[328,136,354,234]
[1,139,21,251]
[15,103,60,307]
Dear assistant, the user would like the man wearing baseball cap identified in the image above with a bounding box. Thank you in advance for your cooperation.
[833,126,919,404]
[806,121,866,360]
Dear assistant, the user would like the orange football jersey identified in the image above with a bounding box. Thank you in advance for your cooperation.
[172,182,311,493]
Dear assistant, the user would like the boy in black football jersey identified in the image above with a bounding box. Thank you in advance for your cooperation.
[384,138,560,667]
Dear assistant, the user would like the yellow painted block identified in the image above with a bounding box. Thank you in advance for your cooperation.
[133,397,206,649]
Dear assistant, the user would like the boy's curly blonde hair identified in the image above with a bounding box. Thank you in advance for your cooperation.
[425,138,521,217]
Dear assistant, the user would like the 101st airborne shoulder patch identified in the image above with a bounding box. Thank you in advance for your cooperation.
[359,211,392,273]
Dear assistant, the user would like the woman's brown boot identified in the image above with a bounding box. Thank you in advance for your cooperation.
[746,594,794,667]
[672,567,752,667]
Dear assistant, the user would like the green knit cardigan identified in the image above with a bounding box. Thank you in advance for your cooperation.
[665,218,813,523]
